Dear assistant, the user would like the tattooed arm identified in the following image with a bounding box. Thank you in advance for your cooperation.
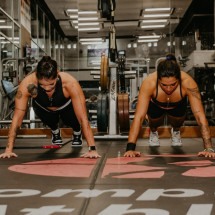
[0,82,30,158]
[183,73,214,157]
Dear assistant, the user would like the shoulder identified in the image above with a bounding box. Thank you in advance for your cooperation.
[58,72,77,83]
[58,72,81,91]
[142,71,157,88]
[19,72,37,88]
[139,71,157,95]
[181,71,197,88]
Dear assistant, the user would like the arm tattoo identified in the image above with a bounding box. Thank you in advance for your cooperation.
[187,87,201,100]
[16,90,22,99]
[7,126,19,148]
[27,84,38,97]
[200,124,213,148]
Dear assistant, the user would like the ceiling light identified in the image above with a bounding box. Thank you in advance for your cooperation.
[78,22,99,26]
[0,26,12,29]
[70,15,78,19]
[0,20,6,23]
[78,27,100,31]
[79,38,103,42]
[67,9,78,13]
[145,8,171,12]
[78,17,98,21]
[78,11,97,15]
[81,41,103,45]
[141,25,166,28]
[143,14,170,18]
[138,39,159,43]
[138,35,161,39]
[142,19,168,23]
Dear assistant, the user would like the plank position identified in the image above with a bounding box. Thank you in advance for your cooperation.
[124,54,214,158]
[0,56,100,159]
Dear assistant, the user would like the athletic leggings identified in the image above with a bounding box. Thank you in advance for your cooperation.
[32,101,81,131]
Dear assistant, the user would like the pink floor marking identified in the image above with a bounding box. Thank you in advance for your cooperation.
[112,171,165,178]
[182,166,215,177]
[8,158,97,178]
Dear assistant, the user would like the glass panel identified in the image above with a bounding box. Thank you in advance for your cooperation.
[38,7,44,49]
[44,15,50,55]
[31,2,37,44]
[50,26,55,58]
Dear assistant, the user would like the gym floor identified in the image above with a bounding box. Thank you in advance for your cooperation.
[1,137,215,215]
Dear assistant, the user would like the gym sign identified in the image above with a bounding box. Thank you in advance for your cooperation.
[0,188,213,214]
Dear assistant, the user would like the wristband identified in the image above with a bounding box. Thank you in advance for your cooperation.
[204,148,214,153]
[126,142,136,151]
[89,146,96,151]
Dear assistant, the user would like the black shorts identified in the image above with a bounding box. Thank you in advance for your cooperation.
[147,98,187,119]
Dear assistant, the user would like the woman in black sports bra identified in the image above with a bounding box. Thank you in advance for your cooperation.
[0,56,100,159]
[124,53,214,158]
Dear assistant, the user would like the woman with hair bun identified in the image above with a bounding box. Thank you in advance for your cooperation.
[124,53,214,158]
[0,56,100,159]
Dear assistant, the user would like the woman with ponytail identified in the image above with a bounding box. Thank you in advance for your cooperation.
[0,56,100,159]
[124,53,214,158]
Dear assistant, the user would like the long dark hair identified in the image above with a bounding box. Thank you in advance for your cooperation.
[36,56,58,80]
[157,53,181,81]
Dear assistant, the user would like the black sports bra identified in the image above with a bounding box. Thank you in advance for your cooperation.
[151,77,186,109]
[33,76,70,108]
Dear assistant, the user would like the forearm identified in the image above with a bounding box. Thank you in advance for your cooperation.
[81,119,96,147]
[199,124,213,149]
[128,117,142,144]
[6,124,19,152]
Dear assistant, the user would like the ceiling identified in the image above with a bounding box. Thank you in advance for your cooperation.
[43,0,193,41]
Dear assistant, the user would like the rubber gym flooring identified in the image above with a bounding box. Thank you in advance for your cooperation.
[0,137,215,215]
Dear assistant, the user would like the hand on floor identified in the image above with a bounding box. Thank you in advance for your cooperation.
[123,150,141,157]
[0,152,18,158]
[198,151,215,158]
[81,150,101,159]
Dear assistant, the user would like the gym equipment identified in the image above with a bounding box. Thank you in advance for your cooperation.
[117,93,129,132]
[97,93,109,132]
[100,54,109,91]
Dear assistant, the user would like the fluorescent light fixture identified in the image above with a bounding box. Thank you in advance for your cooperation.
[143,14,170,18]
[0,26,12,29]
[79,38,103,42]
[142,19,168,23]
[78,17,98,21]
[145,8,171,12]
[138,35,161,39]
[81,41,103,45]
[78,22,99,26]
[78,11,97,15]
[70,15,78,19]
[138,39,159,43]
[67,9,78,12]
[78,27,100,31]
[0,20,6,23]
[141,25,165,28]
[133,43,137,48]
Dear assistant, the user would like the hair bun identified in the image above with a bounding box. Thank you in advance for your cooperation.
[166,54,176,61]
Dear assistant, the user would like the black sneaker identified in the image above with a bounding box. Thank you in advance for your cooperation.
[51,129,63,145]
[72,131,82,147]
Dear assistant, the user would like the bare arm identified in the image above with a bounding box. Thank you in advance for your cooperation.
[184,75,213,151]
[64,74,100,158]
[124,75,154,157]
[0,86,29,158]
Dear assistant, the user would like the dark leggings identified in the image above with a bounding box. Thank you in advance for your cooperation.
[33,101,81,131]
